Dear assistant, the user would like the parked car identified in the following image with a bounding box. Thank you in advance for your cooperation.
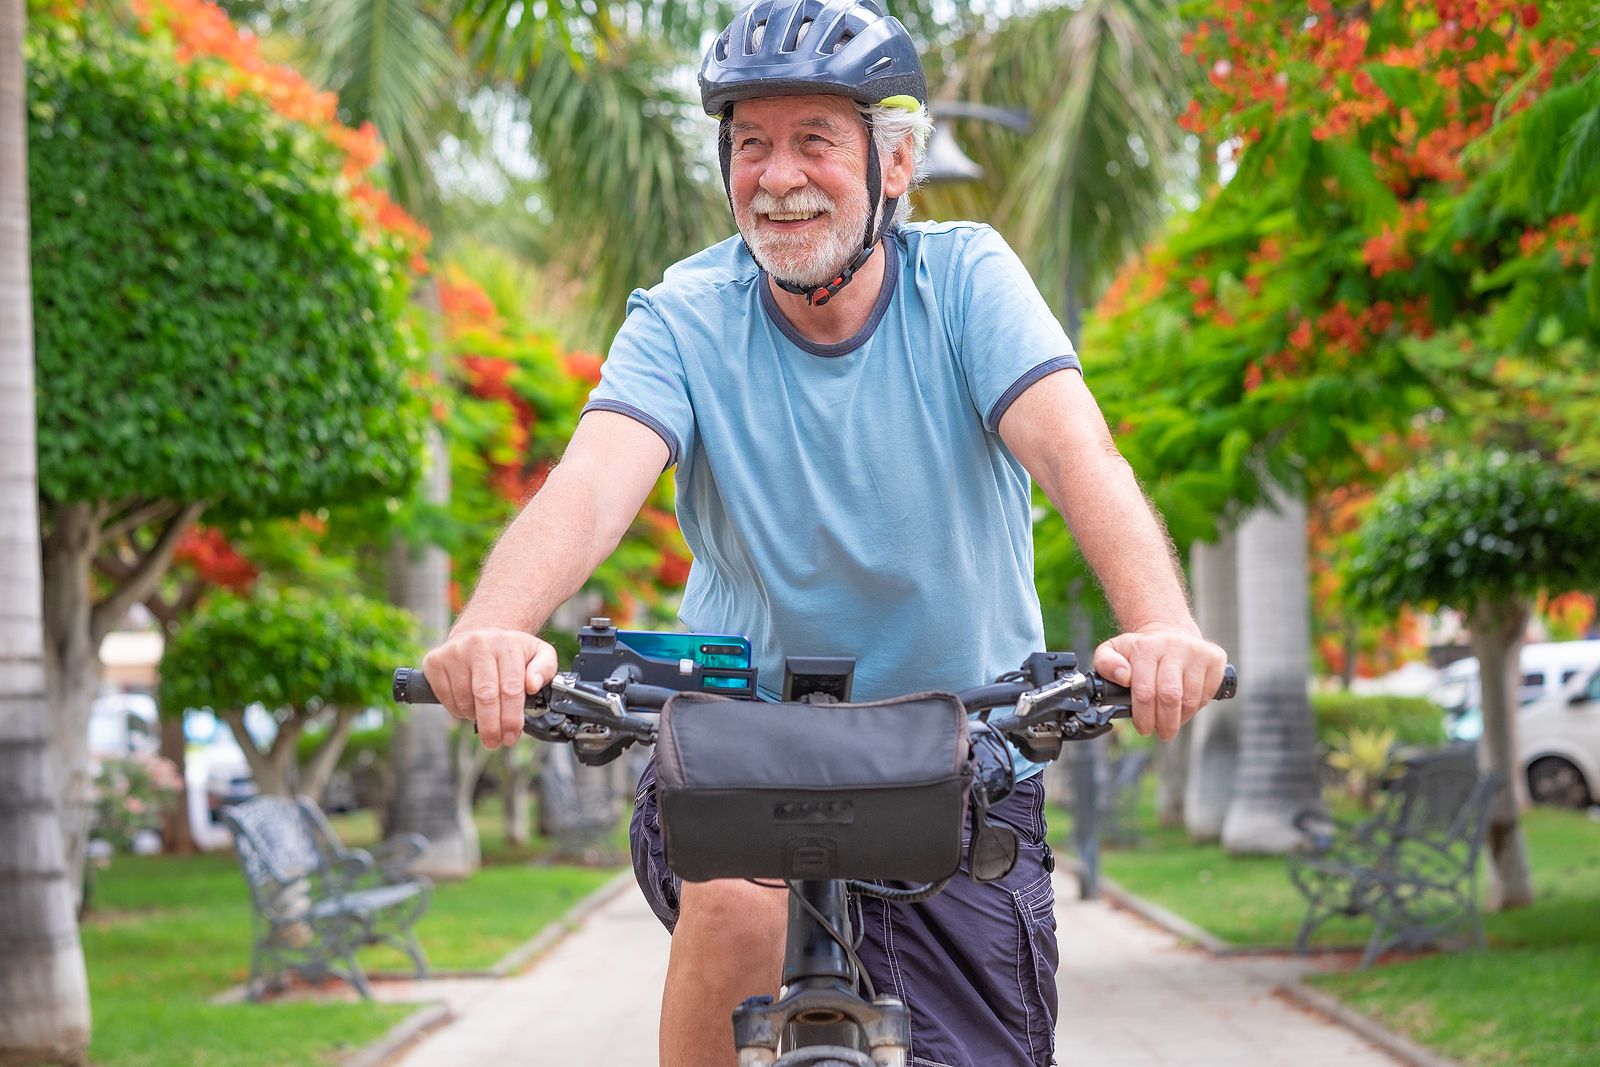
[88,692,160,760]
[1519,668,1600,809]
[1435,640,1600,743]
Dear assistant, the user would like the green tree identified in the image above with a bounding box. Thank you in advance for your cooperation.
[0,0,92,1057]
[28,5,425,905]
[1077,0,1598,849]
[1345,452,1600,908]
[160,588,421,800]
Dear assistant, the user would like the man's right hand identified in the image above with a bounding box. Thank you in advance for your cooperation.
[421,629,559,750]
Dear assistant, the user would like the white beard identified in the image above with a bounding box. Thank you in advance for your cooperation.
[736,186,874,289]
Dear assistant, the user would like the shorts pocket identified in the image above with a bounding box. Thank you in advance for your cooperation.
[1010,869,1058,1067]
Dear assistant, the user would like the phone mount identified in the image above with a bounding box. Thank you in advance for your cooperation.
[573,618,758,697]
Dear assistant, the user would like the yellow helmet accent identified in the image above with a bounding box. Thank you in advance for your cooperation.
[877,95,922,113]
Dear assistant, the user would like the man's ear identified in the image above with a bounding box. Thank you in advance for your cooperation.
[882,135,915,200]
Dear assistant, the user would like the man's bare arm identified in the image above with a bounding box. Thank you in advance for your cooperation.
[422,411,669,747]
[998,368,1225,740]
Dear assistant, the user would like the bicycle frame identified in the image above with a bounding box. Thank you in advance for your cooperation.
[733,879,910,1067]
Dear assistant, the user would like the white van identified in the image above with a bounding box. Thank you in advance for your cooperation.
[1520,668,1600,807]
[1435,640,1600,743]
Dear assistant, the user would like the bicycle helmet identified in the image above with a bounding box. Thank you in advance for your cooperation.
[699,0,927,306]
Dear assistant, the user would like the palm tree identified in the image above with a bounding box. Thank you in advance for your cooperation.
[917,0,1193,336]
[1221,480,1322,853]
[1183,529,1241,841]
[0,0,93,1055]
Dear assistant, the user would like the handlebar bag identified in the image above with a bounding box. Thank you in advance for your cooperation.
[654,691,970,882]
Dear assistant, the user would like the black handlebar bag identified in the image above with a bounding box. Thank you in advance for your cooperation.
[654,691,971,882]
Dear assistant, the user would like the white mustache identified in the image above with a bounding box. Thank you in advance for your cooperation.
[749,189,835,216]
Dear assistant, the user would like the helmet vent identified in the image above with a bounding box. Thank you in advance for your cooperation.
[786,17,814,53]
[715,34,729,62]
[831,30,854,53]
[751,19,768,53]
[865,55,890,74]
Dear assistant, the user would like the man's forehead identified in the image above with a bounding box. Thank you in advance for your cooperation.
[729,95,862,133]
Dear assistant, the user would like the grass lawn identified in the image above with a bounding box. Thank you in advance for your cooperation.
[1049,789,1600,1067]
[82,804,622,1067]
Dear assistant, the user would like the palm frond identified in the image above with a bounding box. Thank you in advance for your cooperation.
[302,0,467,213]
[919,0,1194,328]
[517,39,728,343]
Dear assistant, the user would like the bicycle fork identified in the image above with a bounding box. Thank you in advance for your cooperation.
[732,880,911,1067]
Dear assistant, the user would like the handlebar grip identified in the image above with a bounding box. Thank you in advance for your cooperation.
[1096,664,1237,703]
[393,668,438,705]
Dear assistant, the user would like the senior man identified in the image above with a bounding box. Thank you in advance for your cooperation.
[422,1,1227,1063]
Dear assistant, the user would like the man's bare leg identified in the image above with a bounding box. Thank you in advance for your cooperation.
[660,879,788,1066]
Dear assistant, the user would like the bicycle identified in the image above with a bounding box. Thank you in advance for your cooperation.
[395,621,1236,1067]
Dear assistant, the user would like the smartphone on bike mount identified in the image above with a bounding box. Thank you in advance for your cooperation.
[571,620,759,697]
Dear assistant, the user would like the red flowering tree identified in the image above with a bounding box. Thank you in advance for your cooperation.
[1052,1,1597,854]
[432,265,690,626]
[1068,0,1597,608]
[1089,0,1589,506]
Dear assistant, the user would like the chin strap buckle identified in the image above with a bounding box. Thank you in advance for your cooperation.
[776,244,877,307]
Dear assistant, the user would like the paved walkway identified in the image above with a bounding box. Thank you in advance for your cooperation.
[383,872,1401,1066]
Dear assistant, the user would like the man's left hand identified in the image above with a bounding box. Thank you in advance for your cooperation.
[1093,627,1228,742]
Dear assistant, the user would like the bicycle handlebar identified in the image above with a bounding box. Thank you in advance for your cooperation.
[391,659,1237,766]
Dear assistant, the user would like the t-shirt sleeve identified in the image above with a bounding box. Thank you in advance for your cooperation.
[955,226,1081,432]
[581,291,696,470]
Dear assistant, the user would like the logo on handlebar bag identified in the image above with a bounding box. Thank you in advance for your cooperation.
[772,799,855,825]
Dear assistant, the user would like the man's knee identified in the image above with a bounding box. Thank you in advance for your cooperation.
[675,879,787,961]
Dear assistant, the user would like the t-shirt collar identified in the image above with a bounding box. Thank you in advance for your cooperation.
[757,236,901,358]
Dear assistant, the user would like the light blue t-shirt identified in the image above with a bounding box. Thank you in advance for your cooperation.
[583,221,1079,780]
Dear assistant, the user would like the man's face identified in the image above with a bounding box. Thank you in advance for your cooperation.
[728,95,873,289]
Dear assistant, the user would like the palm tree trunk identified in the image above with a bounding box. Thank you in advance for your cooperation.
[538,743,626,862]
[1468,601,1534,909]
[386,403,479,878]
[0,0,93,1050]
[1184,530,1241,841]
[39,501,101,914]
[1222,481,1322,854]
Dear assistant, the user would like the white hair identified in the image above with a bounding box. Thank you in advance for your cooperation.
[859,101,932,227]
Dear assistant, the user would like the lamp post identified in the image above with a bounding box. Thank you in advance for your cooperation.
[922,102,1108,900]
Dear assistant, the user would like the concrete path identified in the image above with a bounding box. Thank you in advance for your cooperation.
[383,872,1402,1066]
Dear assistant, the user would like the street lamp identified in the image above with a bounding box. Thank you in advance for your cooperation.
[921,102,1031,184]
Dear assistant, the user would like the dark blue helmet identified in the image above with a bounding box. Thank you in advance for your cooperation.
[700,0,926,119]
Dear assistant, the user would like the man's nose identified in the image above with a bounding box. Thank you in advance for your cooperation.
[758,147,806,199]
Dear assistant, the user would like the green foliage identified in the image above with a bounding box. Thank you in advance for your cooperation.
[1323,725,1399,807]
[1310,690,1447,748]
[159,587,420,717]
[1345,452,1600,617]
[27,14,424,513]
[294,721,392,769]
[81,845,615,1066]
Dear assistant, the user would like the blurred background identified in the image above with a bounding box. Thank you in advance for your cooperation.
[3,1,1598,1064]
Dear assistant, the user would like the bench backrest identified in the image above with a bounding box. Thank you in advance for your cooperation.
[222,795,329,920]
[1371,748,1500,868]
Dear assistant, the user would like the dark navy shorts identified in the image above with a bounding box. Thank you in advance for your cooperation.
[630,762,1059,1067]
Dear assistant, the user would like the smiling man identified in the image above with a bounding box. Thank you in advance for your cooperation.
[421,1,1226,1064]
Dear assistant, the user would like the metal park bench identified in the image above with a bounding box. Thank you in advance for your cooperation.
[222,795,432,999]
[1287,746,1500,968]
